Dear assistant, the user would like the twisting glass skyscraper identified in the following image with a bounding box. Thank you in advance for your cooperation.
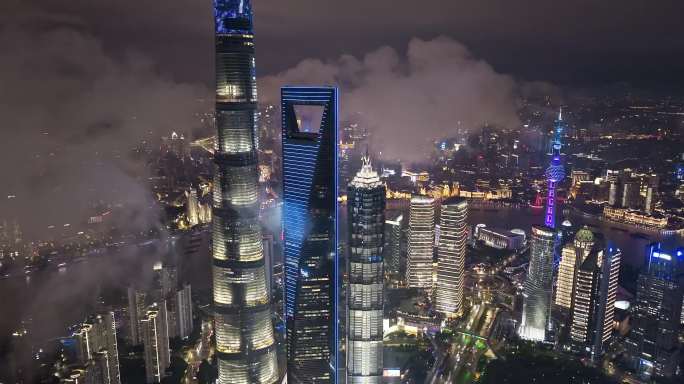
[519,226,555,341]
[435,198,468,317]
[281,86,339,383]
[544,109,566,228]
[346,155,385,383]
[212,2,278,383]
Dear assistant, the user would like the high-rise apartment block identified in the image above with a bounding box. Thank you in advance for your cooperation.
[127,286,146,345]
[141,303,170,383]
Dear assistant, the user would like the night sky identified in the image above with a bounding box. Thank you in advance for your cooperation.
[4,0,684,88]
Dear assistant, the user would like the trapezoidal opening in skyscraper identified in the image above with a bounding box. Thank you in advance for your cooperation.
[293,104,325,134]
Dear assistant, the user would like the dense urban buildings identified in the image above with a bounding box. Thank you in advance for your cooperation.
[435,198,468,317]
[519,226,555,341]
[346,155,386,383]
[281,86,339,383]
[212,1,279,383]
[406,196,435,289]
[625,243,683,379]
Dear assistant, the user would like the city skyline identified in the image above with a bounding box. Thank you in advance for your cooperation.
[1,1,684,384]
[3,1,684,239]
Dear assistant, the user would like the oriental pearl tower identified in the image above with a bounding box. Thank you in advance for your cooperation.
[544,108,566,228]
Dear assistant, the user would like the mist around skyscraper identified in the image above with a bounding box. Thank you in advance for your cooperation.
[2,1,684,384]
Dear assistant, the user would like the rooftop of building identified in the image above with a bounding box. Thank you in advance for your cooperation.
[575,226,594,243]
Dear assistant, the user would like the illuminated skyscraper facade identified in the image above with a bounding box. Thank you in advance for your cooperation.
[435,198,468,317]
[563,239,621,358]
[592,245,621,356]
[544,109,566,228]
[346,155,385,383]
[555,227,594,310]
[519,226,555,341]
[625,243,683,379]
[281,86,339,383]
[407,196,435,289]
[142,304,170,383]
[212,1,278,383]
[569,249,600,350]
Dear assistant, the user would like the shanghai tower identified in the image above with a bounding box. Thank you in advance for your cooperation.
[212,1,278,383]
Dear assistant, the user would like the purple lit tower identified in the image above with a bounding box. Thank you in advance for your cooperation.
[544,108,566,228]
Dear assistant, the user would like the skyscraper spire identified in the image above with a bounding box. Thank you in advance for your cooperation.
[212,1,278,383]
[360,148,373,176]
[544,107,566,228]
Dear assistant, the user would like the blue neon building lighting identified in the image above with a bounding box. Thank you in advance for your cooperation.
[214,0,253,34]
[544,108,566,228]
[281,86,339,383]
